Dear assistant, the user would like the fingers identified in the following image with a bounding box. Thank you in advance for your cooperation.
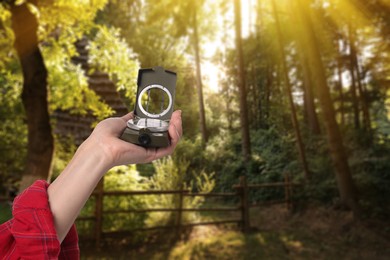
[146,110,183,161]
[121,111,134,122]
[169,110,183,143]
[114,110,182,164]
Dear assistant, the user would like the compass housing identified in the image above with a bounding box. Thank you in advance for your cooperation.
[120,67,177,148]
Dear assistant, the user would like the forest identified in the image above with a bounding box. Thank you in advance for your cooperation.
[1,0,390,258]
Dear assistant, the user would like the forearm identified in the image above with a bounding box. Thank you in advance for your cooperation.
[46,110,182,243]
[47,139,110,243]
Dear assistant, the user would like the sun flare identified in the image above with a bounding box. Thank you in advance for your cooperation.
[200,0,253,93]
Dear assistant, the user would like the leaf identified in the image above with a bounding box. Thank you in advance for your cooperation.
[14,0,26,6]
[27,3,40,18]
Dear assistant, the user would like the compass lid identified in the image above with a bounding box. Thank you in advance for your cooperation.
[134,66,177,121]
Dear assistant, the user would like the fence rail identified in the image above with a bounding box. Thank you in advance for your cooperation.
[77,173,301,246]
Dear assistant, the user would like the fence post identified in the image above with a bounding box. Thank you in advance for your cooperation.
[284,172,292,211]
[239,176,250,232]
[176,185,184,237]
[94,178,104,247]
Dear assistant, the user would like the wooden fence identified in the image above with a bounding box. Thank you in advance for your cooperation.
[77,173,302,246]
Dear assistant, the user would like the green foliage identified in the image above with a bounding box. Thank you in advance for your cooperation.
[0,202,12,224]
[204,91,227,138]
[169,231,288,260]
[1,0,390,235]
[371,89,390,142]
[143,157,185,227]
[1,0,142,188]
[42,42,113,120]
[3,0,141,123]
[97,0,202,138]
[76,159,215,239]
[251,128,299,179]
[144,157,215,226]
[174,72,199,139]
[295,132,337,203]
[77,165,148,241]
[37,0,140,121]
[173,137,206,175]
[88,25,139,100]
[0,6,25,190]
[1,0,139,122]
[149,157,189,191]
[38,0,108,43]
[200,126,300,197]
[203,132,245,192]
[0,5,13,71]
[348,139,390,218]
[0,60,25,190]
[102,166,148,232]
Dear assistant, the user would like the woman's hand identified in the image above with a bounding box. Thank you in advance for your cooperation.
[48,110,182,242]
[84,110,183,169]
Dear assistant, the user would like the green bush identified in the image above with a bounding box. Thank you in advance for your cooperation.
[102,165,148,232]
[77,165,148,241]
[201,127,300,202]
[0,68,26,192]
[77,158,215,241]
[144,157,215,226]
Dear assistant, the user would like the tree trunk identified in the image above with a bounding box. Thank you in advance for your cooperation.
[297,34,321,135]
[289,2,320,135]
[293,0,360,215]
[336,55,345,127]
[234,0,251,163]
[347,24,360,129]
[264,64,272,125]
[193,7,208,146]
[299,49,321,135]
[253,67,262,128]
[348,25,371,133]
[271,0,311,180]
[11,1,54,191]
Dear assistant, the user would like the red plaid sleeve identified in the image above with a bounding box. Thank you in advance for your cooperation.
[0,180,80,259]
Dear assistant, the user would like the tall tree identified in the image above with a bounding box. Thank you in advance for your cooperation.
[294,24,321,135]
[192,4,208,146]
[336,43,345,127]
[293,0,360,215]
[283,0,321,135]
[347,23,361,129]
[348,23,371,133]
[271,0,311,180]
[10,1,54,191]
[3,0,132,190]
[234,0,251,163]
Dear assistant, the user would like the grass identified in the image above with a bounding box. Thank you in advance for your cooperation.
[80,204,390,259]
[168,229,288,260]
